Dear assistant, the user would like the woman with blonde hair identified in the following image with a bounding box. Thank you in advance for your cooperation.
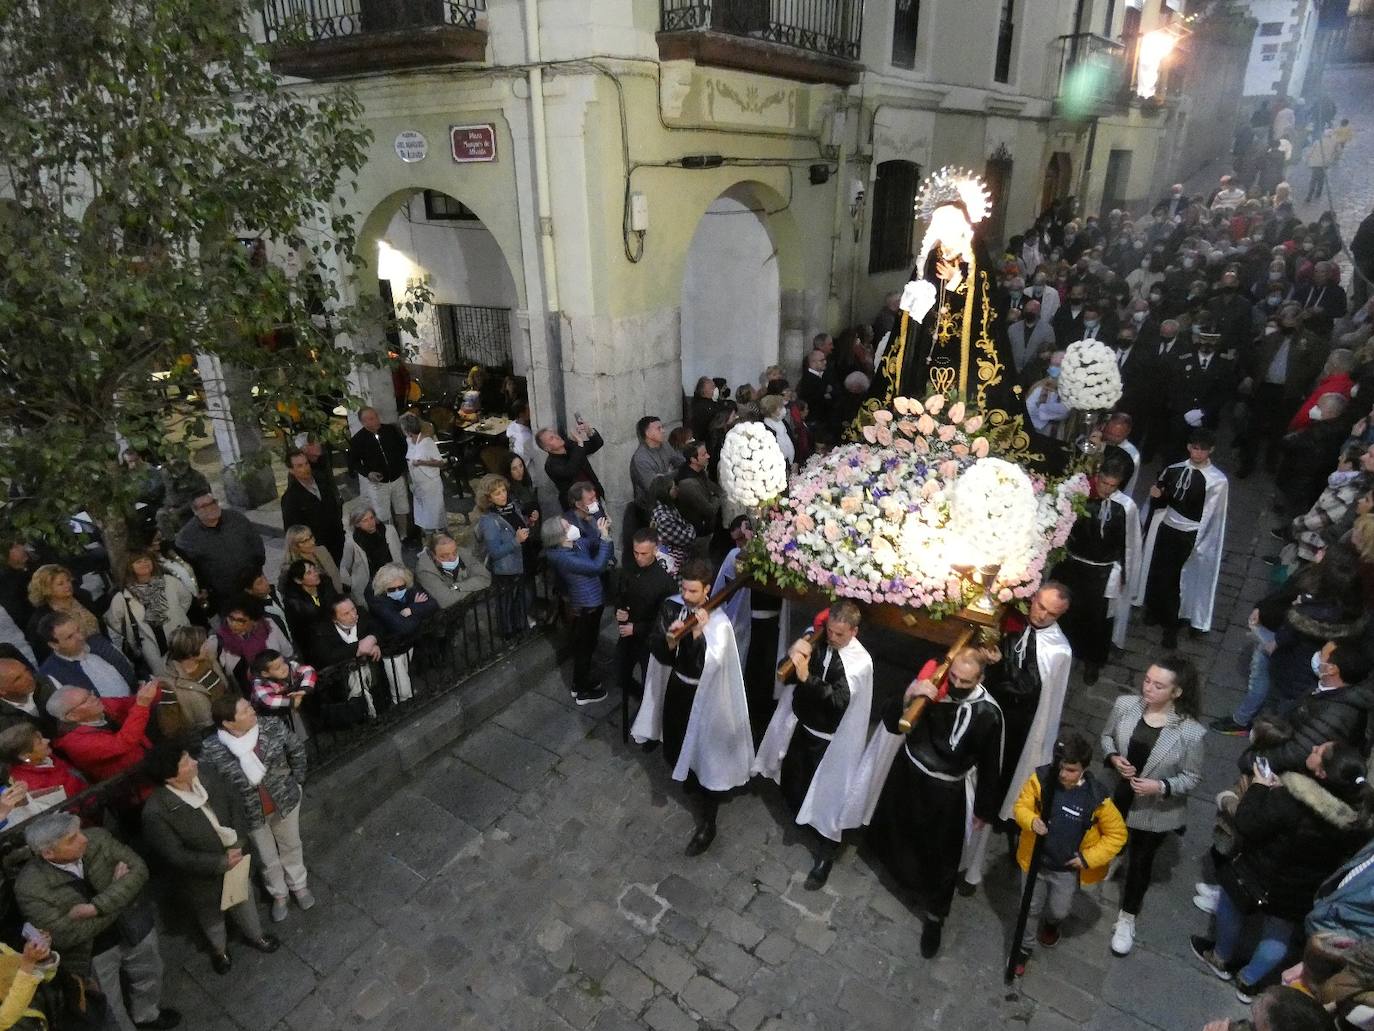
[362,563,435,703]
[279,525,343,595]
[24,564,101,661]
[104,551,194,676]
[472,474,531,636]
[399,413,447,536]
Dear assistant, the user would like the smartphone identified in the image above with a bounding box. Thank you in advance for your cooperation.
[1254,757,1273,780]
[573,411,584,426]
[20,923,45,946]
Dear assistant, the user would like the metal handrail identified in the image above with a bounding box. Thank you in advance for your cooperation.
[659,0,862,61]
[261,0,486,44]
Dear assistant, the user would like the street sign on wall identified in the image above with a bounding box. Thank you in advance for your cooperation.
[450,124,496,163]
[394,130,429,163]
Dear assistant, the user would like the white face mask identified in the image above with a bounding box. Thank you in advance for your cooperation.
[440,558,461,572]
[1312,651,1325,678]
[1132,311,1147,325]
[1309,405,1324,422]
[386,588,407,601]
[587,501,601,515]
[564,524,581,543]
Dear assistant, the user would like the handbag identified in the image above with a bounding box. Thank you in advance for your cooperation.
[1217,855,1271,915]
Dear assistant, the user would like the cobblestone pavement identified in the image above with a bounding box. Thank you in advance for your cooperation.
[156,64,1374,1031]
[159,441,1277,1031]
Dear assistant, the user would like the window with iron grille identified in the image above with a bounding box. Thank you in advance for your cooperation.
[994,0,1015,82]
[892,0,920,68]
[436,303,513,371]
[868,161,919,274]
[1258,21,1284,36]
[423,190,481,221]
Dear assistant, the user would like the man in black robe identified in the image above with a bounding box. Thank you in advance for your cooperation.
[867,648,1003,958]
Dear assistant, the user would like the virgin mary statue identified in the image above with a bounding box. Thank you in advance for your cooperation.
[860,168,1047,463]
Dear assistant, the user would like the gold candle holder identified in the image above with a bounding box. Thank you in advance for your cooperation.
[952,561,1003,614]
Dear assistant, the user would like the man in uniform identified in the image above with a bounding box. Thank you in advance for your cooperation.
[959,585,1073,894]
[1051,454,1142,685]
[752,602,873,890]
[862,648,1003,958]
[631,560,752,856]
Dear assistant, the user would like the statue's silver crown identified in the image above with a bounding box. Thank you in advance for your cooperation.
[915,166,992,225]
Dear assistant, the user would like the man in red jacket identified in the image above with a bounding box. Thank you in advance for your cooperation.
[47,681,158,786]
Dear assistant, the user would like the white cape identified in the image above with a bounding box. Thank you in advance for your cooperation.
[1119,439,1141,498]
[629,609,754,792]
[751,637,874,842]
[712,547,752,664]
[964,624,1073,883]
[1110,490,1144,650]
[1130,462,1228,632]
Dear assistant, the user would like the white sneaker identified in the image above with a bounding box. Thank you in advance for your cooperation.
[1194,882,1221,901]
[1192,893,1219,914]
[1110,912,1136,956]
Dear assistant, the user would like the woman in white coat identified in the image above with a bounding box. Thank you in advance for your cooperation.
[400,414,447,536]
[104,550,194,675]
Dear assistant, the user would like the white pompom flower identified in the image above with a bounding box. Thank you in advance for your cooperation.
[719,423,788,508]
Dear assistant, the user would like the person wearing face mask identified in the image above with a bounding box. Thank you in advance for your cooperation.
[1294,261,1350,320]
[1026,352,1071,437]
[1275,394,1353,520]
[1278,445,1372,570]
[1234,302,1328,478]
[1207,269,1257,358]
[1051,285,1090,342]
[1249,643,1374,775]
[415,533,489,610]
[1007,298,1056,374]
[1133,428,1229,650]
[1126,252,1164,303]
[1161,327,1236,463]
[364,563,436,666]
[1028,271,1060,323]
[1112,325,1154,420]
[545,513,615,705]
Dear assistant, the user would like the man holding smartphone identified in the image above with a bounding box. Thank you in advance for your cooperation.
[537,413,604,509]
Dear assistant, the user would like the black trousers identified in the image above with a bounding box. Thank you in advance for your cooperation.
[869,758,967,920]
[1235,383,1287,473]
[569,605,604,691]
[616,634,651,698]
[1144,525,1197,629]
[1052,557,1114,665]
[1121,828,1169,915]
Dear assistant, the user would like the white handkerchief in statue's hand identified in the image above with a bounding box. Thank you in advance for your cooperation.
[1184,408,1205,427]
[899,280,937,322]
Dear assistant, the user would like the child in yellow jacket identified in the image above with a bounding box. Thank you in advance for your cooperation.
[1012,731,1128,972]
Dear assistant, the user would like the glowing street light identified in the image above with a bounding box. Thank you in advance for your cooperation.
[1136,28,1177,100]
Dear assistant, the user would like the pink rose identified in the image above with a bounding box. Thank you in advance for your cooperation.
[861,425,878,444]
[873,410,894,424]
[794,513,816,533]
[937,424,957,442]
[971,437,990,458]
[840,495,861,514]
[951,443,969,457]
[938,460,960,480]
[997,588,1013,603]
[913,437,930,454]
[875,425,894,446]
[963,415,984,433]
[946,401,966,423]
[824,522,842,542]
[893,397,913,416]
[916,414,937,436]
[893,437,914,453]
[925,394,946,414]
[896,419,917,436]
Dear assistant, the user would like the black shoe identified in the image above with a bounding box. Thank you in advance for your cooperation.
[1210,716,1250,736]
[211,952,232,975]
[684,821,717,857]
[920,919,943,959]
[956,877,977,897]
[246,934,280,953]
[574,685,608,706]
[135,1011,183,1031]
[1083,663,1101,686]
[804,857,834,891]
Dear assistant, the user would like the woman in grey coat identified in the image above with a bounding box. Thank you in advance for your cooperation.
[141,743,280,973]
[199,695,313,924]
[1100,655,1206,958]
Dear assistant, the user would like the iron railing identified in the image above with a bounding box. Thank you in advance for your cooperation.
[437,303,513,373]
[261,0,485,43]
[660,0,862,61]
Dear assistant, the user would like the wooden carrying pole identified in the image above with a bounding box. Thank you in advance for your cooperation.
[666,575,749,645]
[897,625,975,733]
[775,624,820,682]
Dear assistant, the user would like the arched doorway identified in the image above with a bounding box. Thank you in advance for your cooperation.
[1040,152,1073,217]
[369,189,523,408]
[680,185,782,399]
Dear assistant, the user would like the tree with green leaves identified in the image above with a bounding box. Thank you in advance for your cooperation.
[0,0,408,568]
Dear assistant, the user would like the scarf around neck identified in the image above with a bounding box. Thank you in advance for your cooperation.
[217,725,266,786]
[167,777,237,847]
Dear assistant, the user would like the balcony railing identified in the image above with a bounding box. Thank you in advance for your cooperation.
[658,0,863,84]
[261,0,487,77]
[1053,31,1126,117]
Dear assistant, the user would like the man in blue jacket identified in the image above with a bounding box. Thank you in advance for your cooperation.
[545,516,614,705]
[37,613,137,696]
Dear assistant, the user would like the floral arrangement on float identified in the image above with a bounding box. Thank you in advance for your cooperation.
[1057,338,1124,452]
[723,394,1089,617]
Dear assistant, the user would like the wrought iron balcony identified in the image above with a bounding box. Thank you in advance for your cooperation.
[1053,31,1126,118]
[658,0,863,86]
[261,0,487,78]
